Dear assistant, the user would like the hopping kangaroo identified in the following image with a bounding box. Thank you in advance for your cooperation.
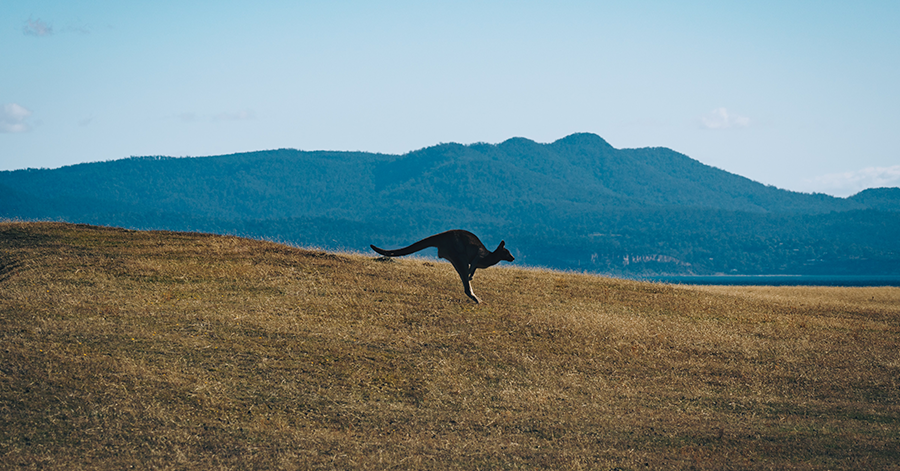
[370,230,514,303]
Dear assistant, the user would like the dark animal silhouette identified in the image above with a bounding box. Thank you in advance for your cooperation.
[370,230,514,303]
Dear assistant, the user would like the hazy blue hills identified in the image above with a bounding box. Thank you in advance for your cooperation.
[2,133,898,275]
[375,133,870,215]
[848,187,900,212]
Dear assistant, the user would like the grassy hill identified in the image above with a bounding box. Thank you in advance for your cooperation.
[1,222,899,469]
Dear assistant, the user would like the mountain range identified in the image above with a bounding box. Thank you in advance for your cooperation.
[2,133,898,275]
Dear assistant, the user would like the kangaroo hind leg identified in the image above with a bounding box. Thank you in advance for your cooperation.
[452,260,480,303]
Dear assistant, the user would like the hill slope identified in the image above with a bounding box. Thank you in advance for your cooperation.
[2,222,898,469]
[1,133,899,275]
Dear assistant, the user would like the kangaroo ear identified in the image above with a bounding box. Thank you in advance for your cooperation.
[498,240,505,249]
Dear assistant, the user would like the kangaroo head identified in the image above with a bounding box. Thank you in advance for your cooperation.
[494,240,514,262]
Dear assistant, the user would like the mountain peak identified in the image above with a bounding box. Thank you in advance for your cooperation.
[496,137,541,152]
[552,133,614,150]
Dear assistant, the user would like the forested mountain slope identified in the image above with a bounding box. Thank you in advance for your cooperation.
[2,133,898,275]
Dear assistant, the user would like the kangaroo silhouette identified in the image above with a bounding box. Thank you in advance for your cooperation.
[370,230,514,303]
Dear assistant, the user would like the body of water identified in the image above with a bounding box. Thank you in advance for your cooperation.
[636,275,900,287]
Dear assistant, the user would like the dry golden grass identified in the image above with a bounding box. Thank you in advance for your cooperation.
[1,221,898,469]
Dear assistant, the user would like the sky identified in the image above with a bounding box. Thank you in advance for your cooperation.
[2,1,899,197]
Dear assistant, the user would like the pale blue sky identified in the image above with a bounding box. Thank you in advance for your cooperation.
[2,1,898,196]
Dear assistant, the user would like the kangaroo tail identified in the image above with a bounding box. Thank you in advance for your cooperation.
[370,235,439,257]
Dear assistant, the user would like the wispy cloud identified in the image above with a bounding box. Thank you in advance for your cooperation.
[23,17,53,37]
[700,107,750,130]
[173,110,255,123]
[68,24,92,35]
[213,109,256,121]
[803,165,900,196]
[0,103,33,133]
[177,112,199,123]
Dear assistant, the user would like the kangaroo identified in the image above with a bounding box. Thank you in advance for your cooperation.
[370,230,514,303]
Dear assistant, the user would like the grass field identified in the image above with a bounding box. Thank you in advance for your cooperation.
[1,221,898,469]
